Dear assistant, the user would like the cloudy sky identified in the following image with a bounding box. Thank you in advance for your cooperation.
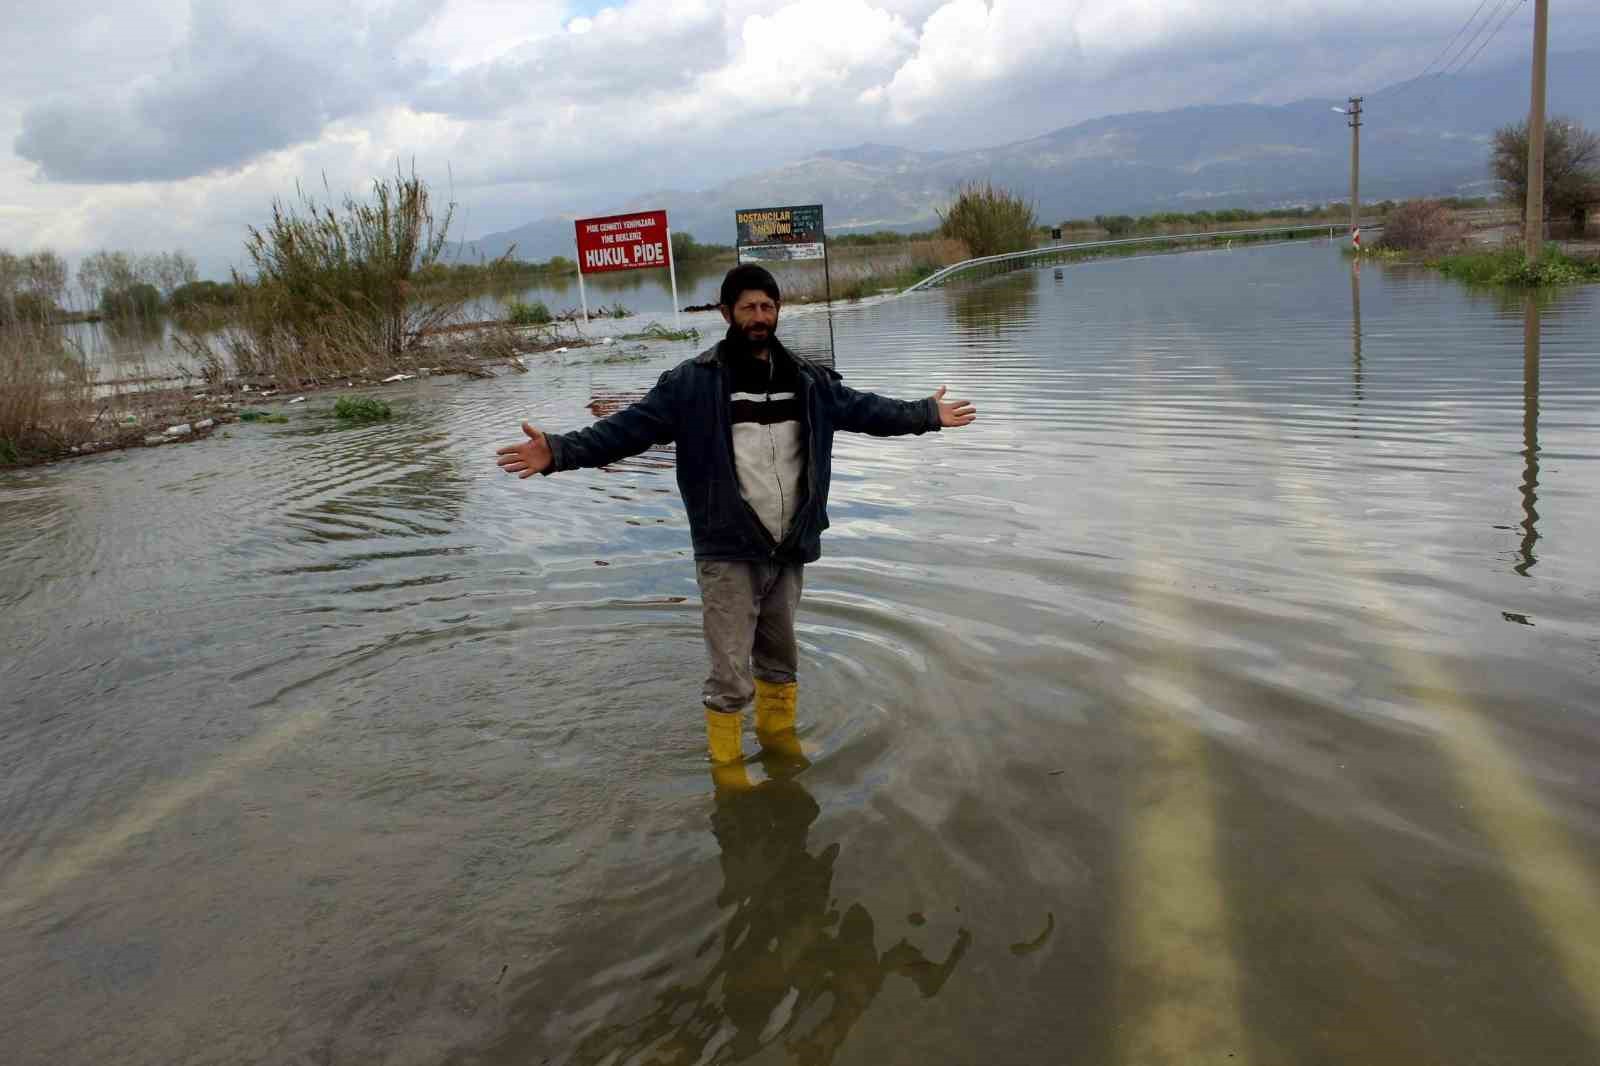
[2,0,1595,277]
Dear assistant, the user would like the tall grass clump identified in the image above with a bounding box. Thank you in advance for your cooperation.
[1,322,95,463]
[938,182,1038,258]
[233,166,463,377]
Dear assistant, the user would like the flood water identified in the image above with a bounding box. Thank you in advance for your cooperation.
[4,242,1600,1065]
[63,256,843,373]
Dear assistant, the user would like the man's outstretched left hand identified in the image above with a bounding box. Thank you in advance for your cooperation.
[932,386,976,428]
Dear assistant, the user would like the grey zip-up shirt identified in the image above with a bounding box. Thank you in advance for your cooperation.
[726,347,806,543]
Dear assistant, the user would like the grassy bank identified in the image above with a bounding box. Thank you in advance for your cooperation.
[1055,198,1496,240]
[1432,247,1600,286]
[774,239,967,302]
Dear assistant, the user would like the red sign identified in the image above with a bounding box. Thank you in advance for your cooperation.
[574,210,672,274]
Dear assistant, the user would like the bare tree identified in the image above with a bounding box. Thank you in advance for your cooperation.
[142,250,198,300]
[0,249,69,321]
[76,250,136,309]
[1376,199,1469,252]
[20,251,68,308]
[1491,117,1600,223]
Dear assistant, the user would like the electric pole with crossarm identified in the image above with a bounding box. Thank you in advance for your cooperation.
[1332,98,1363,248]
[1347,97,1363,246]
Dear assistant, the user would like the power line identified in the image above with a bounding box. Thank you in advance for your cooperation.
[1372,0,1525,121]
[1373,0,1521,101]
[1434,0,1517,79]
[1441,0,1527,80]
[1416,0,1498,86]
[1372,0,1495,98]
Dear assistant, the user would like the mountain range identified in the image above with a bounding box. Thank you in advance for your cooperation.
[459,48,1600,263]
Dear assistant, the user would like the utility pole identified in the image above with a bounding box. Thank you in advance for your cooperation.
[1347,96,1363,244]
[1525,0,1549,259]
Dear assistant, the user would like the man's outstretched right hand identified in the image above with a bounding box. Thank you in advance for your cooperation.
[495,421,553,479]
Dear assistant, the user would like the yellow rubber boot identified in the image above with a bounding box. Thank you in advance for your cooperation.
[753,679,797,733]
[753,679,804,760]
[705,707,753,792]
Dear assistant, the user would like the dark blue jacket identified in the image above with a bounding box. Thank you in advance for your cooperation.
[545,338,942,563]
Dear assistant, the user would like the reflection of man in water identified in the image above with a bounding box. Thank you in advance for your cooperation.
[496,264,976,779]
[574,757,971,1064]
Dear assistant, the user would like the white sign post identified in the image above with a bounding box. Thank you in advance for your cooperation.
[664,224,681,332]
[574,236,590,325]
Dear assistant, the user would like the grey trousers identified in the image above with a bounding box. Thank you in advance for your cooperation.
[695,560,804,712]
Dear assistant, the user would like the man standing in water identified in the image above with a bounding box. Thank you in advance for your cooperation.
[495,265,976,784]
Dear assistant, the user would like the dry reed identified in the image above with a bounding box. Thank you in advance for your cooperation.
[1,323,98,463]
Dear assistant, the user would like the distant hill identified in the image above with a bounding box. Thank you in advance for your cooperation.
[456,48,1600,262]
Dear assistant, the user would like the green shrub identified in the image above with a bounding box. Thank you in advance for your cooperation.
[506,299,552,325]
[1095,214,1138,237]
[334,396,392,422]
[938,181,1038,258]
[168,280,238,310]
[100,282,162,319]
[0,437,18,465]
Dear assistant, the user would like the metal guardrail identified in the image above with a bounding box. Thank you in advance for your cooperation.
[902,221,1386,294]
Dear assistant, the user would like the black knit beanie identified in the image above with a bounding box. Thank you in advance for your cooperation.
[719,264,781,308]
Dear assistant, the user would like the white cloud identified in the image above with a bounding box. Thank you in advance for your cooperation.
[15,0,440,183]
[402,0,569,72]
[702,0,916,107]
[2,0,1596,270]
[866,0,1445,125]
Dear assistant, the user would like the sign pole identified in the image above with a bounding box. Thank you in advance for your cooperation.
[822,223,836,363]
[665,223,681,332]
[575,235,590,325]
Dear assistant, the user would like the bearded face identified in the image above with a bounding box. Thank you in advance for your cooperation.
[721,289,779,353]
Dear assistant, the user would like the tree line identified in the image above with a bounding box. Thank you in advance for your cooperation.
[0,247,211,324]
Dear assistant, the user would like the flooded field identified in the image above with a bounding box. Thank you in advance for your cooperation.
[60,254,866,374]
[3,242,1599,1065]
